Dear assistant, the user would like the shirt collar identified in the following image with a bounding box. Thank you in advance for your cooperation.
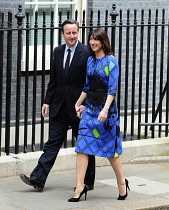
[65,41,78,53]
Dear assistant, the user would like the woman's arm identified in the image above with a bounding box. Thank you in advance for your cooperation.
[98,56,118,122]
[97,95,114,122]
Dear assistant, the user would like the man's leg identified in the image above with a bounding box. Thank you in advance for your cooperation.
[20,114,69,190]
[31,116,69,183]
[84,155,95,189]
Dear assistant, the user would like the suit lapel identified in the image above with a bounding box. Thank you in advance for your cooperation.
[58,45,66,80]
[58,45,65,71]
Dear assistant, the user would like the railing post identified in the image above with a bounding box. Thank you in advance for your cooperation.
[58,11,62,45]
[151,9,159,138]
[109,3,118,54]
[0,11,4,156]
[81,10,86,44]
[117,9,123,123]
[32,10,38,152]
[138,9,144,140]
[23,11,30,153]
[97,10,100,27]
[50,10,54,69]
[89,10,93,32]
[5,11,13,155]
[123,9,130,141]
[14,5,25,154]
[40,11,46,150]
[105,10,108,32]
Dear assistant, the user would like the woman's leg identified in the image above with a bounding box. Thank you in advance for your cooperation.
[74,152,89,198]
[108,156,126,196]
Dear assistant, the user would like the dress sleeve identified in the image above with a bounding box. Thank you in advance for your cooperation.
[82,57,91,93]
[107,56,119,96]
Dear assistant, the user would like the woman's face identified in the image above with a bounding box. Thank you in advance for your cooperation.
[89,35,103,53]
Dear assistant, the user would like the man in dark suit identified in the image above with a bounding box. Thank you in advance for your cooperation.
[20,19,95,191]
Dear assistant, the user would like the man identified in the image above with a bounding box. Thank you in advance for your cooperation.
[20,19,95,191]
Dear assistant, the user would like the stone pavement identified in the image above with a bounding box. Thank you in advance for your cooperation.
[0,160,169,210]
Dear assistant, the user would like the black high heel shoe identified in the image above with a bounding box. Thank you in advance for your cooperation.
[68,185,88,202]
[117,179,130,200]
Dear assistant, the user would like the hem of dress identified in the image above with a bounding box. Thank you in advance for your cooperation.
[75,149,122,158]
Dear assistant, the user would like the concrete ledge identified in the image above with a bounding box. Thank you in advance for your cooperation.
[121,137,169,163]
[0,137,169,178]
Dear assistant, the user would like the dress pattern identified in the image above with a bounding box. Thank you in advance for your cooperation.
[75,55,122,158]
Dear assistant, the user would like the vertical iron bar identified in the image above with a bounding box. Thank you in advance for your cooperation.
[50,11,54,69]
[5,12,13,155]
[165,19,169,136]
[81,10,85,44]
[131,9,137,139]
[40,11,46,150]
[32,11,38,151]
[89,10,93,32]
[117,10,122,121]
[14,5,25,154]
[158,9,165,137]
[110,4,118,55]
[75,10,78,21]
[123,9,130,141]
[151,9,158,138]
[165,18,169,136]
[48,11,54,141]
[15,28,23,154]
[64,133,67,148]
[105,10,108,32]
[67,10,70,19]
[24,11,30,153]
[138,9,144,139]
[71,131,75,147]
[144,10,151,138]
[58,11,62,45]
[0,12,4,156]
[97,10,100,27]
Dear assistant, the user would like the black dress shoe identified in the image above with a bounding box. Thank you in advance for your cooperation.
[68,185,88,202]
[20,174,44,191]
[117,179,130,200]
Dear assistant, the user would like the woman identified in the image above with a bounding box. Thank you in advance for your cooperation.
[68,28,130,202]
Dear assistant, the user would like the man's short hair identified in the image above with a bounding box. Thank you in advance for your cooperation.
[61,19,79,33]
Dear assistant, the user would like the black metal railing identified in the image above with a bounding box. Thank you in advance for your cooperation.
[0,4,169,155]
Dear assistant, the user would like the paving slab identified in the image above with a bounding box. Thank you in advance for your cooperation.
[0,162,169,210]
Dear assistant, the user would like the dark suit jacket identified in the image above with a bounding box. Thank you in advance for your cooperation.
[44,41,89,121]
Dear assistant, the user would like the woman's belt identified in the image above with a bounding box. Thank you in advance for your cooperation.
[89,88,107,93]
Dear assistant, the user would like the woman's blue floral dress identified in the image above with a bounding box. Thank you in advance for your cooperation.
[75,55,122,158]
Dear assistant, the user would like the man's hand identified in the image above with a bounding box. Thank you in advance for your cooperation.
[75,104,84,118]
[42,104,49,117]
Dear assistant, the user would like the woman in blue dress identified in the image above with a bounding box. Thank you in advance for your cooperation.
[68,28,130,202]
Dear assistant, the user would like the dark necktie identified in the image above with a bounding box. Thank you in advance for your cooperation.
[64,48,71,76]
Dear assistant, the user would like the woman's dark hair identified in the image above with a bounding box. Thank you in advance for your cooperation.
[87,28,113,58]
[61,19,79,33]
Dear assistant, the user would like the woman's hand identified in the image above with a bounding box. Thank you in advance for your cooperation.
[97,109,108,122]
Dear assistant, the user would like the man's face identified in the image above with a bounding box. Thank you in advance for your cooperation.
[62,24,79,48]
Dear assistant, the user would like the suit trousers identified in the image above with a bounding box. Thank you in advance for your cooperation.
[31,104,95,186]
